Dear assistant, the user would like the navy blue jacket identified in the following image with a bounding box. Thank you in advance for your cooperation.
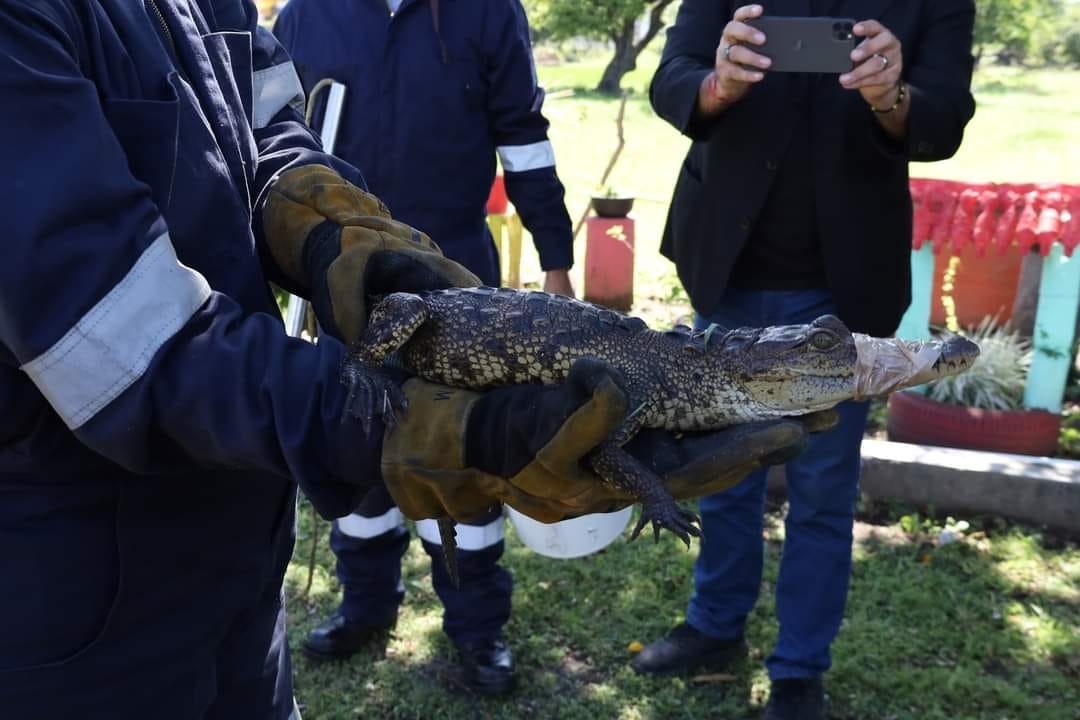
[0,0,381,709]
[273,0,573,285]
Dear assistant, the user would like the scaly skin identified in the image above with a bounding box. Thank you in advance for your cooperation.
[341,287,979,581]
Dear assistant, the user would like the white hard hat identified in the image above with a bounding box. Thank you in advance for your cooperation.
[505,505,633,559]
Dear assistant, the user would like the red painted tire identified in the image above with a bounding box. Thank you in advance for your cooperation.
[886,390,1062,457]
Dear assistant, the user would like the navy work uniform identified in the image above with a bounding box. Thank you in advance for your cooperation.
[0,0,382,716]
[273,0,573,648]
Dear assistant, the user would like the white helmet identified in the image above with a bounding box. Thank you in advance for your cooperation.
[505,506,633,559]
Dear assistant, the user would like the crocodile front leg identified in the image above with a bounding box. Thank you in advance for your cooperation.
[587,442,701,547]
[341,292,428,433]
[341,293,463,586]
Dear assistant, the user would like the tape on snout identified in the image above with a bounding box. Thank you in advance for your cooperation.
[852,334,944,400]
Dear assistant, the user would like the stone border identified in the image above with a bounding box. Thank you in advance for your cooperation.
[767,439,1080,534]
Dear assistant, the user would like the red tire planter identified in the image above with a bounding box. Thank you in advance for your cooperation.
[886,390,1062,457]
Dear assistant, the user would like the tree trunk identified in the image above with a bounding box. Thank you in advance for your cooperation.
[1010,249,1043,337]
[595,0,677,95]
[597,20,638,94]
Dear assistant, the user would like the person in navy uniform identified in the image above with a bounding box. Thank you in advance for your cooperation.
[273,0,575,695]
[0,0,823,716]
[636,2,976,718]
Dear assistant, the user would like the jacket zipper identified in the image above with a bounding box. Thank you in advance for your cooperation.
[145,0,179,61]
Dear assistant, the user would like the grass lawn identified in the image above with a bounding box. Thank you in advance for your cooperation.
[285,498,1079,719]
[284,51,1080,719]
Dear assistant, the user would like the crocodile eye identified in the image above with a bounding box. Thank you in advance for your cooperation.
[810,331,836,351]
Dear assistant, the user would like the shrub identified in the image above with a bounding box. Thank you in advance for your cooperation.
[927,317,1032,411]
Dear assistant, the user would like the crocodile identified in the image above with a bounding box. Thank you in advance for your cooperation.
[341,286,979,582]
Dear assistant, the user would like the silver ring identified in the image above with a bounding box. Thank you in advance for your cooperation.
[723,44,734,62]
[874,53,888,68]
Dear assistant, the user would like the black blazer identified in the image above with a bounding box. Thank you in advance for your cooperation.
[650,0,976,337]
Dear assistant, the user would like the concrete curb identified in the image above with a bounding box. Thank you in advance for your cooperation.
[767,439,1080,533]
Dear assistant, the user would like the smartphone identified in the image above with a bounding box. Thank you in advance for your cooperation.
[744,16,857,74]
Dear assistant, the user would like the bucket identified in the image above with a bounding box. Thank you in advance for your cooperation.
[505,506,633,559]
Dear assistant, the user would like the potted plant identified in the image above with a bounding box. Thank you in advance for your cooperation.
[591,185,634,219]
[886,317,1063,456]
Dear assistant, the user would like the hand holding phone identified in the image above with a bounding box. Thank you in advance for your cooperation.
[698,4,772,116]
[840,20,906,111]
[744,16,858,74]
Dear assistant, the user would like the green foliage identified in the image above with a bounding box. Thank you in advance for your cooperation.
[525,0,677,93]
[1066,29,1080,66]
[1060,406,1080,458]
[273,285,290,315]
[974,0,1065,63]
[927,318,1032,411]
[526,0,651,42]
[1061,5,1080,66]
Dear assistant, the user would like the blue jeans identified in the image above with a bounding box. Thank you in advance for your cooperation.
[686,288,870,680]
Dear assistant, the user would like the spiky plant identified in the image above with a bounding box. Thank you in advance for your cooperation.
[927,317,1032,411]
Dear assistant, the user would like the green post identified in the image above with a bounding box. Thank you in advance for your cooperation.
[897,245,935,342]
[1023,243,1080,414]
[895,246,936,394]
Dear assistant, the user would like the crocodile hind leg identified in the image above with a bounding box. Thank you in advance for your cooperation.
[341,292,429,433]
[587,442,701,547]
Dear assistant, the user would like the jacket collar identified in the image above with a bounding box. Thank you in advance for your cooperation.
[764,0,896,22]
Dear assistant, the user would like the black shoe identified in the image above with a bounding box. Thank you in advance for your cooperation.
[764,677,826,720]
[631,622,748,677]
[301,610,393,661]
[454,637,516,696]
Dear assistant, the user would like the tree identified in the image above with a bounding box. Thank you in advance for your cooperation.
[529,0,678,94]
[973,0,1062,64]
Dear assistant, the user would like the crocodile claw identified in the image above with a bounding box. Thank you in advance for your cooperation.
[341,359,408,433]
[629,496,701,549]
[437,516,460,589]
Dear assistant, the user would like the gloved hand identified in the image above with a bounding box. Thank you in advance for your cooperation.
[262,164,480,344]
[380,357,837,525]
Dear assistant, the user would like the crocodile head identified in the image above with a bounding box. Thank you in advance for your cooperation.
[734,314,858,417]
[698,314,858,424]
[699,314,980,425]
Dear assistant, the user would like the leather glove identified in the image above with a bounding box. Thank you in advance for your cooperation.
[262,164,480,344]
[380,357,838,525]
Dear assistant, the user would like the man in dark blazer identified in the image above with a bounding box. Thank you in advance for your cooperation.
[635,2,975,717]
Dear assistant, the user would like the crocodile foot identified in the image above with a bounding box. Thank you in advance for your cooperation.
[587,441,702,548]
[629,493,701,548]
[341,358,408,434]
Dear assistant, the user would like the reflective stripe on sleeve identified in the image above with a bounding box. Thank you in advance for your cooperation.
[336,508,406,539]
[416,517,505,550]
[252,60,305,129]
[497,141,555,173]
[21,233,212,430]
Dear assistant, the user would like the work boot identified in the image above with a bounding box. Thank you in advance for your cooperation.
[630,622,747,676]
[454,636,516,696]
[301,609,393,661]
[764,677,826,720]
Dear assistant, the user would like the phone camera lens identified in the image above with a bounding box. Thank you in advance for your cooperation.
[833,22,854,41]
